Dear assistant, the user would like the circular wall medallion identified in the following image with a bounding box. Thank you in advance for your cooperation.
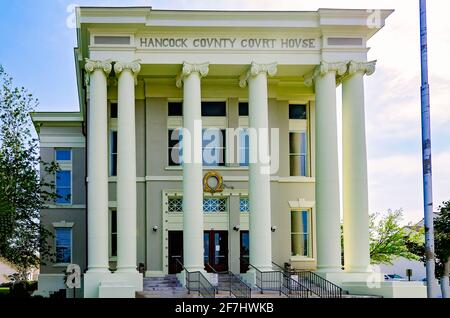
[203,171,224,194]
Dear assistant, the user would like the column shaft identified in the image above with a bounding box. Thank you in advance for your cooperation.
[181,69,205,272]
[315,69,342,272]
[86,62,110,272]
[248,72,273,270]
[116,63,139,272]
[342,70,371,272]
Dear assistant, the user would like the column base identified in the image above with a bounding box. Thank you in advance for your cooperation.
[84,271,143,298]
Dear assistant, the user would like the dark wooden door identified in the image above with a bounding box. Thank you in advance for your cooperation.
[204,231,229,272]
[240,231,250,273]
[168,231,183,274]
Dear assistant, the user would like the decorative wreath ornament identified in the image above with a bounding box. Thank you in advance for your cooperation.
[203,171,224,194]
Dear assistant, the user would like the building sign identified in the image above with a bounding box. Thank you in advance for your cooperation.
[137,36,319,50]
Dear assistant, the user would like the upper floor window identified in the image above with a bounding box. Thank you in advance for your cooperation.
[168,102,183,116]
[289,104,309,177]
[110,131,118,176]
[55,149,72,205]
[55,227,72,263]
[202,101,226,117]
[238,102,249,116]
[110,103,118,118]
[289,104,307,120]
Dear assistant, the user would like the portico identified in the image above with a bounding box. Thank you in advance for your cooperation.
[34,7,429,299]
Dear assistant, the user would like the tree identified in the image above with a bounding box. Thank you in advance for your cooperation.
[432,201,450,297]
[369,209,423,265]
[0,65,58,281]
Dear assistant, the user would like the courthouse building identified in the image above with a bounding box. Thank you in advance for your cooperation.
[31,7,426,298]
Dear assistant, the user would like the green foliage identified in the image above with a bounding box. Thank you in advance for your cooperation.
[434,201,450,278]
[369,209,423,265]
[0,65,58,280]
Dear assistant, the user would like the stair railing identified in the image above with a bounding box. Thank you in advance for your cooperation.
[205,263,251,298]
[272,262,342,298]
[174,258,216,298]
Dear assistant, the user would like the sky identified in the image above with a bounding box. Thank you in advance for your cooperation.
[0,0,449,225]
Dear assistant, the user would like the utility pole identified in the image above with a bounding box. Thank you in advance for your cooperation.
[419,0,437,298]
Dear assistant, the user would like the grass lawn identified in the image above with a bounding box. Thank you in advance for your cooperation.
[0,287,10,295]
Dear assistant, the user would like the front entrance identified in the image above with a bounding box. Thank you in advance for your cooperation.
[204,231,228,272]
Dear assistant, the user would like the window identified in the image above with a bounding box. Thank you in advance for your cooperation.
[203,198,227,213]
[110,103,118,118]
[291,210,311,257]
[201,101,226,117]
[55,227,72,263]
[289,104,307,119]
[168,102,183,116]
[168,198,183,213]
[167,128,226,166]
[238,129,249,166]
[202,128,226,166]
[289,132,308,176]
[55,149,72,205]
[110,131,118,176]
[238,102,249,116]
[239,198,249,213]
[167,197,228,213]
[110,210,117,257]
[168,129,183,166]
[56,149,71,161]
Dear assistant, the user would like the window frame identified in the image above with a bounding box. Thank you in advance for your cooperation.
[288,104,310,177]
[55,148,72,205]
[290,209,313,259]
[53,223,73,266]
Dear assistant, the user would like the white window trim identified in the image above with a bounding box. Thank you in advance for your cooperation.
[52,221,74,267]
[55,149,73,206]
[289,208,313,260]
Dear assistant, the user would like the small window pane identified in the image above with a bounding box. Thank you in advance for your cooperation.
[168,102,183,116]
[168,129,182,166]
[110,103,118,118]
[238,102,249,116]
[239,129,249,167]
[201,102,226,116]
[202,129,225,166]
[240,198,249,213]
[289,104,307,119]
[55,228,72,263]
[56,150,71,161]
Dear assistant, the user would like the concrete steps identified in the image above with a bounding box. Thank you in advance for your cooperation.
[138,275,191,298]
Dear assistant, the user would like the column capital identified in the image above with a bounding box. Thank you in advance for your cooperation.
[176,62,209,88]
[304,61,347,87]
[114,60,141,85]
[348,60,377,76]
[239,62,277,88]
[84,58,113,75]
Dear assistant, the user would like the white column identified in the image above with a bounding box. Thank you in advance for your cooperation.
[85,59,112,272]
[176,62,209,272]
[342,61,376,272]
[306,61,346,272]
[239,62,277,271]
[114,60,141,273]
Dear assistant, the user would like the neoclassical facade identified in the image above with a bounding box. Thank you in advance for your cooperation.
[31,7,425,298]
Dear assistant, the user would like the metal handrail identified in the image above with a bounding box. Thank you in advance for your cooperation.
[206,263,251,298]
[174,258,216,298]
[272,262,342,298]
